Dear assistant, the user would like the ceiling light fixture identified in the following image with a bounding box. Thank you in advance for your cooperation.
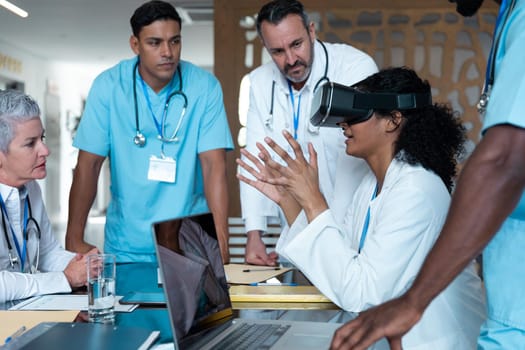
[0,0,28,18]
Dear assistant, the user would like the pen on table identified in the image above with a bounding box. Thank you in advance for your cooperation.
[249,282,297,286]
[242,267,281,272]
[5,325,26,344]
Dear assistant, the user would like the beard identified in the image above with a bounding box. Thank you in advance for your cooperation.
[454,0,485,16]
[284,60,311,83]
[284,38,315,84]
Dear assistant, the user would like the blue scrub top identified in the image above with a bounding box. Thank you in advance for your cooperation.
[74,57,233,262]
[481,0,525,329]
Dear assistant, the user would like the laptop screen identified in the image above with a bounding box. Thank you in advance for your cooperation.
[152,214,233,345]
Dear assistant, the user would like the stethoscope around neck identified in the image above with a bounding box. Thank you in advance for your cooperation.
[266,39,329,131]
[132,60,188,147]
[1,194,42,272]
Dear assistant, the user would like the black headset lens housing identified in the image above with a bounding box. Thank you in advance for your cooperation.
[310,82,432,127]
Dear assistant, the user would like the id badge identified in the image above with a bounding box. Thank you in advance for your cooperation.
[148,155,176,183]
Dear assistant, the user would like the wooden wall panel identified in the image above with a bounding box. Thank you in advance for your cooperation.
[214,0,498,217]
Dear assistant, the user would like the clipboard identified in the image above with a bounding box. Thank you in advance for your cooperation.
[229,285,333,303]
[3,322,159,350]
[224,263,292,284]
[0,310,79,342]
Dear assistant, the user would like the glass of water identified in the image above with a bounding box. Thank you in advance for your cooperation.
[87,254,116,324]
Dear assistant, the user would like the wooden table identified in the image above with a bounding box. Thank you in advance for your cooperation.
[229,285,339,310]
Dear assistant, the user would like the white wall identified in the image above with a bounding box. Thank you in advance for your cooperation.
[0,39,52,199]
[1,24,215,248]
[0,39,49,101]
[48,61,113,220]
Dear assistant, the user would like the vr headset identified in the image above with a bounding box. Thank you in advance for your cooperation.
[310,82,432,127]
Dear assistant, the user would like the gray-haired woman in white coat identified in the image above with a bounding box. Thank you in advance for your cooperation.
[0,89,98,303]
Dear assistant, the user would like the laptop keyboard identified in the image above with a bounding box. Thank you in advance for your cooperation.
[210,323,291,350]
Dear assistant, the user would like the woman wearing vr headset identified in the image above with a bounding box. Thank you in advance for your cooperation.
[0,90,97,303]
[237,67,485,349]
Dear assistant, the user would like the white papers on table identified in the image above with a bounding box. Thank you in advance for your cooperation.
[9,295,138,312]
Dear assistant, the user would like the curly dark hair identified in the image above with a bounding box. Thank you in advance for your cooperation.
[355,67,466,192]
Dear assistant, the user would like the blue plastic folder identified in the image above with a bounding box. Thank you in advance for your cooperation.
[3,322,159,350]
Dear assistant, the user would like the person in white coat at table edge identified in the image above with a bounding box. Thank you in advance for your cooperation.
[238,67,486,349]
[240,0,378,266]
[0,89,97,303]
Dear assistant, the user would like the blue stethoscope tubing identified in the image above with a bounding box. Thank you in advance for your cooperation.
[267,40,329,129]
[132,60,188,147]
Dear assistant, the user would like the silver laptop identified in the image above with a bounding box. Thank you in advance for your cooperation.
[153,214,341,350]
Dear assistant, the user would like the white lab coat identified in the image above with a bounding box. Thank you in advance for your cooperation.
[240,40,378,233]
[0,181,75,303]
[278,159,486,349]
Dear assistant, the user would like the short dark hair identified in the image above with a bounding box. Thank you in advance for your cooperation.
[130,0,182,37]
[256,0,309,37]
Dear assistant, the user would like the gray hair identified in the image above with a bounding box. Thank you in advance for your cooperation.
[0,89,41,153]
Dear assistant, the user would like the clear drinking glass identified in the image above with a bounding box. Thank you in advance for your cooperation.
[87,253,116,324]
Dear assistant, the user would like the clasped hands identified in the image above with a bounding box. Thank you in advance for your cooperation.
[236,130,328,224]
[64,247,100,289]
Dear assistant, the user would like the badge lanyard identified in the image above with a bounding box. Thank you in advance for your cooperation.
[358,184,378,253]
[136,65,188,183]
[287,81,302,140]
[140,75,175,143]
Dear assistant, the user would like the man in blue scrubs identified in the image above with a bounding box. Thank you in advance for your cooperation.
[65,1,233,263]
[329,0,525,349]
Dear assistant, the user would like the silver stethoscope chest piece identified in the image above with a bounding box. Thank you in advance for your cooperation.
[477,88,491,115]
[134,132,146,147]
